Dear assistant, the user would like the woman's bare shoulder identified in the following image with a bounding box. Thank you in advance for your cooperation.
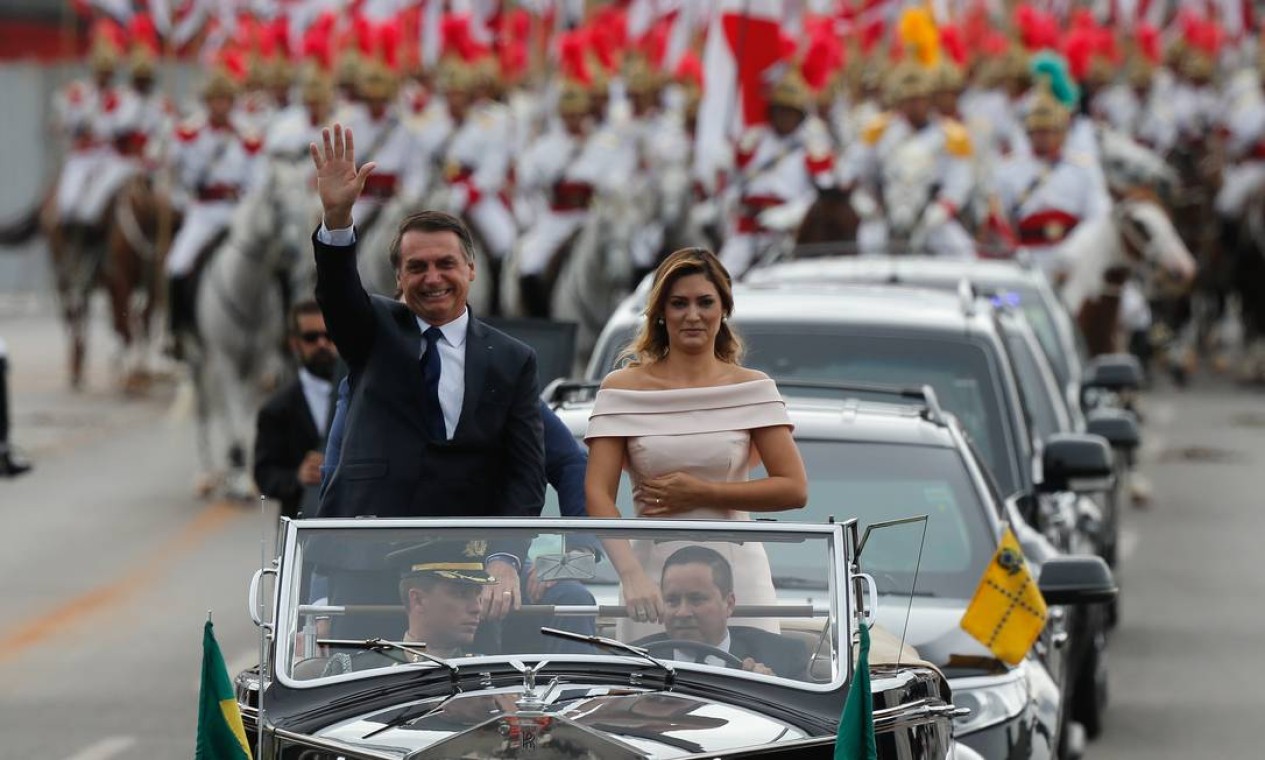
[599,366,653,390]
[728,367,771,384]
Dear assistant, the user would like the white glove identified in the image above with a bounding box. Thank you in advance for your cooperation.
[757,200,811,232]
[921,201,952,230]
[850,188,880,220]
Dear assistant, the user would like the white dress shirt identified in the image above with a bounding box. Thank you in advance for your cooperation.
[416,308,468,440]
[297,368,334,437]
[318,221,466,439]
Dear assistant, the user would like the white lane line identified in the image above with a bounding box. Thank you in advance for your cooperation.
[62,736,137,760]
[1119,526,1141,564]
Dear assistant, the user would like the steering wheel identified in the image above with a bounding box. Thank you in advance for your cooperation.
[641,639,746,669]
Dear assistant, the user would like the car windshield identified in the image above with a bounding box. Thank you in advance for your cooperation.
[592,325,1016,493]
[279,521,845,687]
[758,441,994,601]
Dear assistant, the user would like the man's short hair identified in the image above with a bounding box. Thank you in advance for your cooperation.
[288,299,323,335]
[388,210,477,271]
[662,545,734,597]
[399,574,439,606]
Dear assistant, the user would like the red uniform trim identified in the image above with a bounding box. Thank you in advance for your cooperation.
[1017,209,1079,245]
[551,180,594,211]
[362,173,399,198]
[736,194,784,233]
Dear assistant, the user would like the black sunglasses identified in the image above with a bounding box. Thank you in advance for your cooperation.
[298,330,330,344]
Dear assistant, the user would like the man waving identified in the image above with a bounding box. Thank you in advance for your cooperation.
[309,124,545,619]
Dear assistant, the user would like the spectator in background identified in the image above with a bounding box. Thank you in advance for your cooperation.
[0,338,32,478]
[253,300,341,518]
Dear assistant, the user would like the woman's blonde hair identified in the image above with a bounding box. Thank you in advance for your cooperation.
[620,247,744,366]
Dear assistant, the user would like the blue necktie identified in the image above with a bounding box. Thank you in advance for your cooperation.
[421,326,446,441]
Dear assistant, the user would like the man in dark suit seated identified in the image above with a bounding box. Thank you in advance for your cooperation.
[634,546,809,680]
[308,124,545,622]
[253,300,341,519]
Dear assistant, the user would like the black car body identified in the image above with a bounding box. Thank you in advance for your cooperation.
[237,517,965,759]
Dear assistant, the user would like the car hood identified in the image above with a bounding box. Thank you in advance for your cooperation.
[874,597,1008,679]
[310,688,811,759]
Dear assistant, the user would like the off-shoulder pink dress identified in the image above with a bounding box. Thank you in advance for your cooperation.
[585,379,794,638]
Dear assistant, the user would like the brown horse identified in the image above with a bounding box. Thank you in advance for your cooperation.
[101,175,179,393]
[1,176,176,391]
[791,187,862,257]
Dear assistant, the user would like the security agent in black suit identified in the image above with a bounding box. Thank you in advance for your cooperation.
[253,300,341,519]
[308,124,544,622]
[633,546,809,680]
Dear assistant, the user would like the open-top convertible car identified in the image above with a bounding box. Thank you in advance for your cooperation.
[238,517,969,759]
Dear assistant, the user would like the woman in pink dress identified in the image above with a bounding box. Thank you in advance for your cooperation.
[584,248,808,637]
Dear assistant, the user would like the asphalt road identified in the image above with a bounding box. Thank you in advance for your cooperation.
[0,298,1261,759]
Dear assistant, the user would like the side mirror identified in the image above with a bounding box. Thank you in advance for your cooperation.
[1038,556,1118,605]
[1039,434,1114,494]
[1085,407,1140,451]
[1082,354,1144,392]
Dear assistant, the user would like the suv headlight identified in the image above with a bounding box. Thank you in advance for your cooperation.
[951,665,1029,736]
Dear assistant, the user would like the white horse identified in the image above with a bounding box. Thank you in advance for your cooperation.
[552,192,639,367]
[356,195,418,297]
[1060,189,1197,357]
[187,158,304,499]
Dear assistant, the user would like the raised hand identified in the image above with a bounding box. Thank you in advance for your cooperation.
[309,123,376,229]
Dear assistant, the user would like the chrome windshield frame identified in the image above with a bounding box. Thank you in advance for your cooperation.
[272,517,854,694]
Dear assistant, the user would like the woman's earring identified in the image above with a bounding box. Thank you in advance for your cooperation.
[656,318,665,325]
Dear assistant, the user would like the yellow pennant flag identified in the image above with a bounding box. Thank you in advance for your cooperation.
[960,527,1048,666]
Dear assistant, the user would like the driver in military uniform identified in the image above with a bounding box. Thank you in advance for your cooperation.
[321,538,498,675]
[394,538,499,659]
[633,546,808,680]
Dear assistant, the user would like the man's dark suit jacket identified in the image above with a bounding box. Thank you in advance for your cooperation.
[313,230,546,519]
[253,378,324,519]
[635,626,810,680]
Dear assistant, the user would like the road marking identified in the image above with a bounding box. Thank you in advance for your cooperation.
[62,736,137,760]
[0,501,242,664]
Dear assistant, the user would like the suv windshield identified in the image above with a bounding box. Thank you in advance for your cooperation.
[281,521,845,687]
[594,325,1016,493]
[758,441,993,600]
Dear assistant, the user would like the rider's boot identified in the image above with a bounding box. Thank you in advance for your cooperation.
[164,275,193,360]
[519,275,551,320]
[630,265,656,291]
[0,356,31,478]
[486,257,504,317]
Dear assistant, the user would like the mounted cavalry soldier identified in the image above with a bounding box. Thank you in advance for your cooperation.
[992,87,1111,280]
[515,81,633,318]
[52,33,121,238]
[164,68,265,350]
[87,43,172,228]
[840,60,976,257]
[345,58,427,295]
[718,70,835,276]
[437,60,518,315]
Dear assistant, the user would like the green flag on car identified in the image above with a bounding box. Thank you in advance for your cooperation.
[835,620,877,760]
[196,619,252,760]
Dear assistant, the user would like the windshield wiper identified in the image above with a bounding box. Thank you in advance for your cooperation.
[540,627,675,688]
[318,638,460,684]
